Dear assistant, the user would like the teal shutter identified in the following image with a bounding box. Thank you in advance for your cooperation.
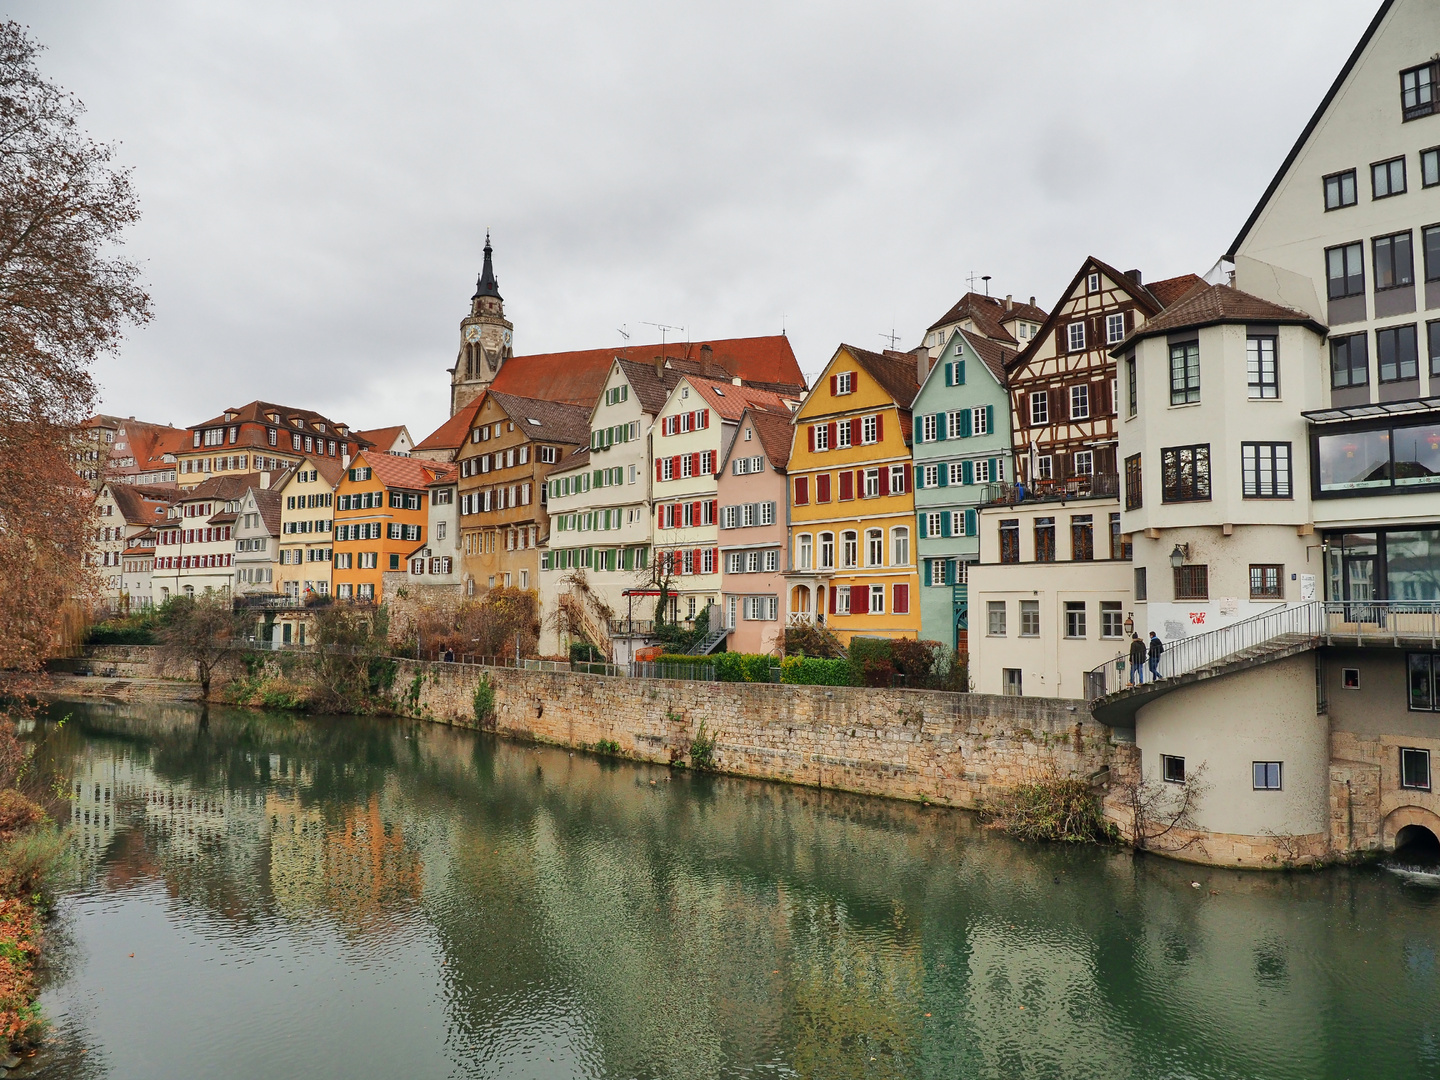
[947,558,957,585]
[938,464,948,487]
[962,460,974,486]
[960,410,972,438]
[990,458,999,483]
[937,412,947,440]
[941,512,951,538]
[918,513,928,539]
[914,464,924,489]
[985,404,994,433]
[944,363,953,387]
[923,559,932,586]
[965,509,978,536]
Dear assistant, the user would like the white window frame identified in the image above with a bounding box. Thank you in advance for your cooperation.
[1106,312,1126,344]
[891,527,909,566]
[1073,450,1094,476]
[1068,322,1086,352]
[861,415,878,445]
[1030,394,1048,426]
[798,533,813,570]
[921,415,937,442]
[971,406,989,436]
[865,528,884,567]
[1070,384,1090,420]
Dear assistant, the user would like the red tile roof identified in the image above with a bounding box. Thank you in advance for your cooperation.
[413,399,483,455]
[354,451,457,492]
[1146,274,1207,308]
[684,378,797,423]
[487,392,594,446]
[352,426,409,453]
[185,401,369,455]
[840,344,922,410]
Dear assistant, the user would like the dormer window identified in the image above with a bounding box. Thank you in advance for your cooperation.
[315,423,325,433]
[1402,61,1438,121]
[267,413,279,423]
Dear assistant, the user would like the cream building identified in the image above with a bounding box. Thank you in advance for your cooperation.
[152,473,266,602]
[276,457,342,600]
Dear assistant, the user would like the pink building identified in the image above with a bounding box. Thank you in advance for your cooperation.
[716,408,794,654]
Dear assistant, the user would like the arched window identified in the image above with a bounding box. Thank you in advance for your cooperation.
[797,533,813,570]
[842,530,858,569]
[891,526,910,566]
[819,532,835,570]
[866,528,884,566]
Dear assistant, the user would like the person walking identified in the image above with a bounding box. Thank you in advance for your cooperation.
[1148,631,1164,681]
[1128,633,1146,686]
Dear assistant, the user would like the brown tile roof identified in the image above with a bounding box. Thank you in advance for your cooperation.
[356,452,457,492]
[352,426,409,453]
[108,484,175,526]
[925,292,1045,343]
[414,399,483,454]
[1114,283,1326,352]
[685,378,797,423]
[486,391,594,446]
[841,344,921,409]
[109,419,189,477]
[490,335,805,407]
[247,488,284,536]
[182,473,266,502]
[186,401,369,451]
[551,446,591,474]
[1146,274,1207,308]
[955,329,1016,386]
[295,455,348,489]
[737,408,796,472]
[615,359,685,415]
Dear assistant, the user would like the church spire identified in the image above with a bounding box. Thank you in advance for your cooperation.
[472,231,502,302]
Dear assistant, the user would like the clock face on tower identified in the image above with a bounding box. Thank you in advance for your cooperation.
[463,324,482,344]
[502,329,513,347]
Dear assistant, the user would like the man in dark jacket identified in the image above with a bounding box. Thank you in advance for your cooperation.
[1148,631,1164,681]
[1128,634,1146,685]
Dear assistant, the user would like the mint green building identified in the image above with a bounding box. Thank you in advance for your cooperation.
[912,328,1015,650]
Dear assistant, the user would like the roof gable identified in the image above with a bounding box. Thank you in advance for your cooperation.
[486,391,593,445]
[350,451,457,491]
[414,398,483,454]
[723,408,795,472]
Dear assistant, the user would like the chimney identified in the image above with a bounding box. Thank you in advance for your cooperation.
[1029,296,1036,307]
[1125,269,1142,285]
[1005,294,1013,311]
[259,471,271,490]
[700,343,713,365]
[914,345,934,385]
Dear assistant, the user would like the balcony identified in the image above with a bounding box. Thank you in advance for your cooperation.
[981,472,1119,508]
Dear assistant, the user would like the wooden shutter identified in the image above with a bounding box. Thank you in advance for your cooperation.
[794,477,808,504]
[829,374,838,395]
[938,463,948,488]
[962,460,974,486]
[827,422,837,448]
[965,508,977,536]
[828,586,837,614]
[941,511,951,537]
[894,584,909,614]
[960,410,972,438]
[985,404,995,433]
[1096,378,1112,417]
[919,514,928,539]
[914,464,924,490]
[691,453,700,477]
[656,460,663,481]
[839,472,854,500]
[851,584,868,614]
[807,426,815,452]
[923,559,932,585]
[817,474,831,501]
[851,418,862,445]
[875,414,884,441]
[1050,387,1066,423]
[878,467,889,496]
[937,412,948,440]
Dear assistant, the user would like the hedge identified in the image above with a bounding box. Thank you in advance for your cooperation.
[652,652,778,682]
[779,655,856,686]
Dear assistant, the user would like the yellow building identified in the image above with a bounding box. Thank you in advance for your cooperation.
[275,456,346,600]
[785,345,922,642]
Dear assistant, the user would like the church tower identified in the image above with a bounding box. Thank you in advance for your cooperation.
[450,234,513,415]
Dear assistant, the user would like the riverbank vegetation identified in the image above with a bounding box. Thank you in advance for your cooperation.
[979,776,1118,844]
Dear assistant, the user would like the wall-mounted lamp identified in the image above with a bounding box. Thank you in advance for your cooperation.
[1124,612,1134,636]
[1169,543,1190,569]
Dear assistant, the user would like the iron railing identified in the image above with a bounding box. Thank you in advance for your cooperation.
[981,472,1119,508]
[1321,599,1440,648]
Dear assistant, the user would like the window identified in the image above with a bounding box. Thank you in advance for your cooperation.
[1431,320,1440,378]
[1377,324,1419,382]
[1374,231,1415,291]
[1247,335,1278,398]
[869,584,885,614]
[1120,453,1143,512]
[1161,755,1186,784]
[1100,601,1123,639]
[1372,156,1406,198]
[836,421,852,449]
[813,424,829,451]
[999,519,1019,563]
[1067,322,1086,352]
[819,532,834,569]
[1253,762,1282,791]
[1134,566,1147,602]
[1034,517,1055,562]
[861,415,878,444]
[1402,61,1438,121]
[1064,602,1086,638]
[1343,668,1360,689]
[1169,341,1200,405]
[1018,600,1039,637]
[891,527,909,566]
[922,415,937,442]
[1330,333,1369,388]
[971,406,990,436]
[1160,444,1210,502]
[1326,242,1365,300]
[841,531,858,569]
[1029,392,1048,426]
[1401,747,1431,790]
[1002,669,1022,696]
[835,371,856,394]
[923,464,939,489]
[1241,442,1292,498]
[1174,563,1209,601]
[1071,514,1093,560]
[864,469,880,498]
[1324,169,1357,210]
[1106,312,1126,344]
[1424,148,1440,189]
[1069,384,1090,420]
[1087,271,1100,293]
[1072,450,1093,477]
[987,601,1006,636]
[1249,564,1284,599]
[1126,355,1137,417]
[866,528,883,566]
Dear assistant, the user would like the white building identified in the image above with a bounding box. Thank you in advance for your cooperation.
[234,486,283,596]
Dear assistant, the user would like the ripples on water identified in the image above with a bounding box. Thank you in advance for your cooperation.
[13,700,1440,1080]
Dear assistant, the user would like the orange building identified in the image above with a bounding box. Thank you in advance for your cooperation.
[332,452,455,602]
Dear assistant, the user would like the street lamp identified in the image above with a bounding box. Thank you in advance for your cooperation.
[1169,543,1189,569]
[1124,612,1134,636]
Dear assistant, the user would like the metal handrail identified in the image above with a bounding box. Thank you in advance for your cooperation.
[980,472,1119,508]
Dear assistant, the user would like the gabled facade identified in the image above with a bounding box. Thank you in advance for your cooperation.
[1006,259,1201,493]
[911,329,1016,650]
[275,457,344,599]
[717,408,793,654]
[651,377,797,627]
[398,474,461,593]
[120,530,157,608]
[92,482,175,605]
[354,426,413,456]
[456,391,590,596]
[152,474,264,602]
[333,453,454,602]
[785,345,921,642]
[176,401,363,490]
[234,487,283,596]
[922,291,1046,356]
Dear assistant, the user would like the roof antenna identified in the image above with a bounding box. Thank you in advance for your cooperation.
[616,324,630,343]
[982,275,992,296]
[781,312,787,337]
[641,321,684,359]
[966,270,981,292]
[879,327,901,349]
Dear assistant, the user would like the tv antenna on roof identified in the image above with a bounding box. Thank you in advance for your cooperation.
[641,321,684,356]
[616,324,630,343]
[879,327,902,349]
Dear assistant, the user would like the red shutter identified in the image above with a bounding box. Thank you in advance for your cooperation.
[829,374,838,395]
[794,477,808,505]
[712,548,718,571]
[807,425,815,452]
[839,472,854,500]
[1050,387,1066,423]
[878,467,889,496]
[851,417,862,445]
[710,499,717,522]
[691,453,700,477]
[894,583,909,614]
[827,422,837,448]
[691,501,701,524]
[693,549,702,573]
[656,460,663,481]
[828,586,837,614]
[875,414,884,441]
[851,584,868,614]
[670,455,679,477]
[817,474,831,502]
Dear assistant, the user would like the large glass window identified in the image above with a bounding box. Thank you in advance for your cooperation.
[1000,519,1020,564]
[1071,515,1093,561]
[1373,232,1415,290]
[987,601,1006,636]
[1429,321,1440,377]
[1330,333,1369,388]
[1064,602,1086,638]
[1392,423,1440,487]
[1247,335,1278,398]
[1317,429,1392,492]
[1386,531,1440,601]
[1169,341,1200,405]
[1401,747,1431,789]
[1377,324,1419,382]
[1402,62,1438,121]
[1125,453,1142,510]
[1020,600,1039,637]
[1410,654,1437,711]
[1327,242,1365,299]
[1161,444,1211,502]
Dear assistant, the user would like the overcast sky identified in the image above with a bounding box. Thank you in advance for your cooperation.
[11,0,1376,441]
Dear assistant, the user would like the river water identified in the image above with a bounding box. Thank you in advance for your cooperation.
[13,699,1440,1079]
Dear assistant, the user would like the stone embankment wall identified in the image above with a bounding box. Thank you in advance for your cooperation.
[396,659,1120,808]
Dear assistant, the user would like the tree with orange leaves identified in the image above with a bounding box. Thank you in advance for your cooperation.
[0,20,151,671]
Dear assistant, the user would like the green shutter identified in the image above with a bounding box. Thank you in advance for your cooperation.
[944,364,953,387]
[941,512,951,538]
[915,464,924,489]
[923,559,933,586]
[963,460,974,486]
[918,513,928,539]
[955,360,965,385]
[985,404,994,434]
[960,410,972,438]
[938,464,948,487]
[965,509,978,536]
[937,412,947,440]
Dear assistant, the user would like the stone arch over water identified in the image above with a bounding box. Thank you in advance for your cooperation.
[1383,805,1440,853]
